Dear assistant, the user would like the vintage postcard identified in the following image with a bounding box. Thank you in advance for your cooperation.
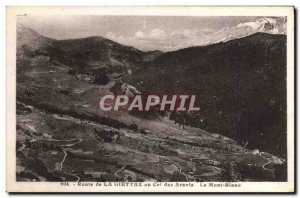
[6,6,294,193]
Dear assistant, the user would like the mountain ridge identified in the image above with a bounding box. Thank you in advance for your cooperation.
[15,23,288,182]
[17,24,163,74]
[125,32,287,157]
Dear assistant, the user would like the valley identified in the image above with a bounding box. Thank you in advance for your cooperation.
[16,24,287,182]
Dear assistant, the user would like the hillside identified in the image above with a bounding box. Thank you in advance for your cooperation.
[17,24,162,74]
[16,25,287,182]
[125,33,287,157]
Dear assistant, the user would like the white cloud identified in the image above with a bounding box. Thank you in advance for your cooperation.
[104,17,286,51]
[171,28,213,38]
[134,28,166,40]
[148,29,165,39]
[105,32,127,43]
[134,31,144,38]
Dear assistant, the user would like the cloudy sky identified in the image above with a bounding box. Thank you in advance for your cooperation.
[18,16,286,51]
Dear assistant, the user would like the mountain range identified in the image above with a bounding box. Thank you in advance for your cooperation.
[15,22,288,182]
[17,24,162,74]
[210,17,286,44]
[125,32,287,157]
[17,23,287,157]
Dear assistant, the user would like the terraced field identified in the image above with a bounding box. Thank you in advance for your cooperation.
[16,57,285,182]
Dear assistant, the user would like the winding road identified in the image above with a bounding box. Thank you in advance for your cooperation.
[172,162,195,181]
[58,138,83,147]
[56,138,83,182]
[259,152,273,171]
[17,143,26,151]
[114,154,160,178]
[198,166,222,177]
[59,150,67,171]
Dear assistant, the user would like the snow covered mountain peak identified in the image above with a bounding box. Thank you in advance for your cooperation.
[201,17,286,45]
[237,17,280,34]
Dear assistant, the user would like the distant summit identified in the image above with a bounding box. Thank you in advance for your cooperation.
[236,18,282,34]
[206,17,286,45]
[17,24,54,51]
[16,24,163,74]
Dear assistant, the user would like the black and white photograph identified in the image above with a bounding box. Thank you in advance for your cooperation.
[5,6,295,193]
